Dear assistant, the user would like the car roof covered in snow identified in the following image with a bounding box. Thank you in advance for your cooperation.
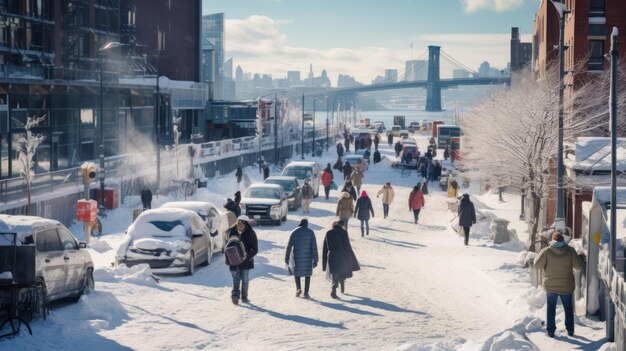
[284,161,318,168]
[247,183,283,190]
[265,176,298,182]
[128,208,201,239]
[0,215,60,245]
[160,201,217,214]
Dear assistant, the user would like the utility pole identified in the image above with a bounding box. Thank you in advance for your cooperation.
[274,94,279,164]
[326,97,330,152]
[312,98,316,157]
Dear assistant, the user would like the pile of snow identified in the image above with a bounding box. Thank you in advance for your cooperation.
[94,263,158,286]
[71,291,129,332]
[88,238,111,253]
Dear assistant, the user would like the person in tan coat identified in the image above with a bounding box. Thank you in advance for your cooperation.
[376,182,395,219]
[534,231,581,338]
[336,191,355,229]
[350,167,364,195]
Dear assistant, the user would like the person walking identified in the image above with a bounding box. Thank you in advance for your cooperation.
[458,193,477,246]
[354,191,374,237]
[350,167,364,195]
[321,164,334,200]
[262,163,270,180]
[235,164,243,188]
[285,219,318,298]
[408,185,425,224]
[373,134,379,150]
[140,186,153,210]
[333,157,344,174]
[335,191,354,229]
[387,132,393,146]
[376,182,395,219]
[341,181,357,202]
[229,215,258,305]
[301,179,314,215]
[443,145,450,161]
[344,136,351,154]
[433,161,442,182]
[322,220,360,299]
[394,140,403,158]
[534,231,582,338]
[363,149,371,164]
[336,142,344,158]
[224,198,241,218]
[342,161,352,181]
[373,150,381,164]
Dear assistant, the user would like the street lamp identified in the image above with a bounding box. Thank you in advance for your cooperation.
[98,41,123,213]
[550,0,570,232]
[301,93,305,159]
[326,97,330,152]
[312,98,316,157]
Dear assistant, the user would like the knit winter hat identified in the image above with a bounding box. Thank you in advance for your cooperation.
[360,190,368,198]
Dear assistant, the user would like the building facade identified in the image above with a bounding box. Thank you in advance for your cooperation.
[202,13,224,99]
[510,27,532,73]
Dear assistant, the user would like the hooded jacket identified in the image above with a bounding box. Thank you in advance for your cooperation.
[285,222,318,277]
[336,192,355,218]
[354,192,374,220]
[377,185,395,204]
[408,188,425,210]
[458,194,477,227]
[534,243,581,294]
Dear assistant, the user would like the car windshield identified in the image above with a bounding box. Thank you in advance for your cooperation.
[283,167,311,179]
[267,180,294,192]
[246,188,281,199]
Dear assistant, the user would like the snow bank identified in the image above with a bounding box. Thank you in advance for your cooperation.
[94,263,158,287]
[88,238,112,253]
[71,291,129,331]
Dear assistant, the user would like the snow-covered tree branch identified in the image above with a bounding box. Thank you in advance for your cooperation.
[18,115,47,215]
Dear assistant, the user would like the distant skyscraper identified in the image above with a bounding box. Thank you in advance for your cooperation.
[224,58,233,79]
[235,65,244,83]
[384,69,398,82]
[404,60,427,81]
[203,13,225,99]
[452,69,470,79]
[287,71,301,86]
[478,61,491,77]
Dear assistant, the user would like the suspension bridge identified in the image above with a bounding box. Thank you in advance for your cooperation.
[326,46,511,112]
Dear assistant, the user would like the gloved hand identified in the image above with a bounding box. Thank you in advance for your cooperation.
[313,262,318,268]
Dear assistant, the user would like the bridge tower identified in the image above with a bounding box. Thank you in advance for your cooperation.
[425,45,442,112]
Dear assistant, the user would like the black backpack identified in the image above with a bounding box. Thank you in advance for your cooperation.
[225,235,247,266]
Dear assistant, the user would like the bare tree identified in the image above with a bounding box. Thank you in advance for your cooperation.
[18,115,46,215]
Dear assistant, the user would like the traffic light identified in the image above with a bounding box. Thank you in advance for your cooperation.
[80,162,98,184]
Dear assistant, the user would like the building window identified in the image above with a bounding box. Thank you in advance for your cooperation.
[590,0,605,13]
[588,40,604,71]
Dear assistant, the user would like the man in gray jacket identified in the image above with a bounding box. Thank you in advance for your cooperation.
[534,231,582,338]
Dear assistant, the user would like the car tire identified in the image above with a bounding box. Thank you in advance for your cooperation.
[36,279,48,319]
[186,252,195,276]
[282,213,287,222]
[72,268,94,303]
[202,246,212,266]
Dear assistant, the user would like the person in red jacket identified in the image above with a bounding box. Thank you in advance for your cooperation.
[320,163,334,200]
[408,185,425,224]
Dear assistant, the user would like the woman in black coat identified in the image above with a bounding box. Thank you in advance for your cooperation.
[322,221,360,299]
[458,194,477,246]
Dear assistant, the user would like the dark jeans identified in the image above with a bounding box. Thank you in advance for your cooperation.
[142,201,151,210]
[231,269,250,299]
[546,292,574,335]
[340,217,350,230]
[383,203,389,218]
[412,209,421,223]
[360,220,369,236]
[331,274,345,294]
[295,276,311,294]
[463,226,471,245]
[324,186,331,199]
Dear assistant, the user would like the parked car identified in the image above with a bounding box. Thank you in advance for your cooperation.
[343,154,369,171]
[400,130,410,139]
[0,215,94,303]
[374,121,386,132]
[239,184,289,225]
[390,125,401,137]
[401,145,419,162]
[116,208,213,275]
[264,176,302,211]
[409,121,420,132]
[281,161,321,197]
[160,201,228,253]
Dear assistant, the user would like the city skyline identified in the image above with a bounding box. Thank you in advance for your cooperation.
[203,0,537,84]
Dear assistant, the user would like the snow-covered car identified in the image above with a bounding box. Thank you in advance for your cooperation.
[116,208,213,275]
[343,154,368,171]
[0,215,94,303]
[239,184,288,225]
[281,161,321,197]
[160,201,228,253]
[264,176,302,211]
[408,121,420,133]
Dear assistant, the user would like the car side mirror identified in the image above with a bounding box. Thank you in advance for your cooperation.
[79,242,87,249]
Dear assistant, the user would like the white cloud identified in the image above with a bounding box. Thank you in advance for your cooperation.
[459,0,525,13]
[225,16,516,84]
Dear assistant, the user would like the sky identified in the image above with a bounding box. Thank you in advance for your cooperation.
[203,0,540,84]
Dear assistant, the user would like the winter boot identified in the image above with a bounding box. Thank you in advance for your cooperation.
[241,292,249,303]
[231,296,239,305]
[340,281,345,294]
[330,291,339,299]
[296,289,302,297]
[303,293,310,299]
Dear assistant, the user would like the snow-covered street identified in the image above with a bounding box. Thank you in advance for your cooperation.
[3,137,606,350]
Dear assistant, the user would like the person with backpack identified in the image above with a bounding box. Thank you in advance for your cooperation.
[408,185,425,224]
[321,164,333,200]
[354,190,374,237]
[301,179,314,215]
[225,215,258,305]
[336,191,354,229]
[376,182,395,219]
[458,193,477,246]
[322,220,360,299]
[285,219,318,298]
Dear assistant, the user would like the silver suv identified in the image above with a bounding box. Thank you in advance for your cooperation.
[0,215,95,303]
